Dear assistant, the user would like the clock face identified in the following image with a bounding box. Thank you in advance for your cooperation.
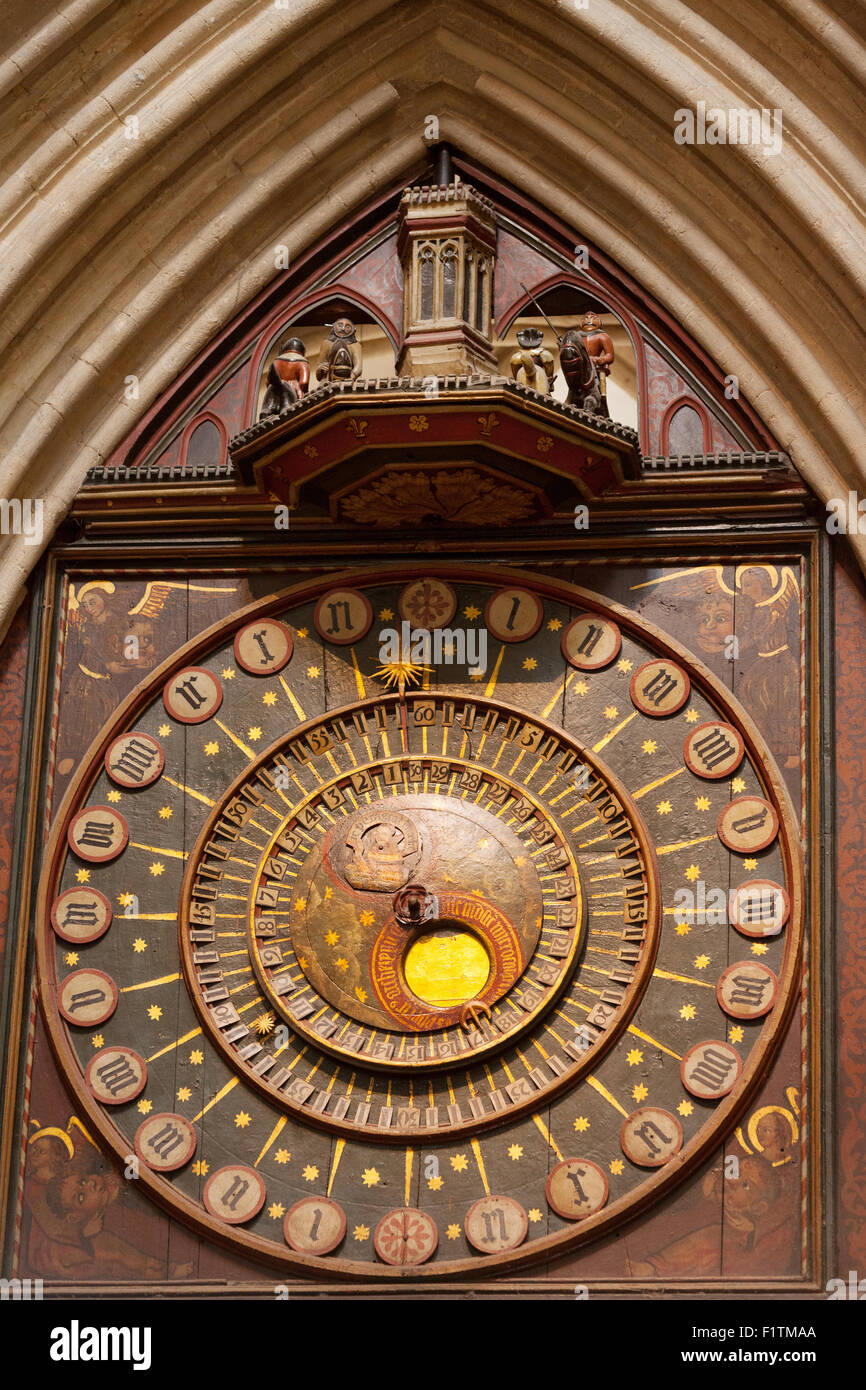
[37,567,803,1277]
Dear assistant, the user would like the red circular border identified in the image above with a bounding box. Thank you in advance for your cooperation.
[484,588,544,644]
[283,1196,347,1255]
[397,579,457,630]
[717,795,780,853]
[66,806,129,863]
[464,1194,529,1253]
[233,620,294,676]
[203,1165,267,1224]
[680,1040,744,1100]
[629,659,691,717]
[134,1113,197,1172]
[729,879,791,938]
[50,887,113,944]
[683,721,745,780]
[103,733,166,789]
[545,1157,609,1221]
[716,961,780,1020]
[162,667,224,724]
[85,1046,147,1105]
[313,589,375,645]
[373,1207,439,1266]
[561,613,622,671]
[57,968,119,1026]
[619,1108,684,1167]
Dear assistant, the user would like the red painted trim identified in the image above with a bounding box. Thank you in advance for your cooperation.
[659,394,713,455]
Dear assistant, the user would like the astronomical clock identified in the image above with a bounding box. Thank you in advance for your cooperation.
[0,151,833,1297]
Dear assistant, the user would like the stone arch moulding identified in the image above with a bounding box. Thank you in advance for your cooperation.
[659,394,714,457]
[241,286,402,430]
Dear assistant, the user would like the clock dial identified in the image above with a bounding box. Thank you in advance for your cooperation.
[36,568,803,1278]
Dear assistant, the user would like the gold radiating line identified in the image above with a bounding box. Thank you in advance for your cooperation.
[122,912,177,921]
[593,711,637,753]
[404,1148,414,1206]
[120,972,180,993]
[161,775,215,807]
[484,645,505,698]
[542,669,576,720]
[656,834,716,855]
[350,647,366,699]
[653,967,714,990]
[470,1138,490,1195]
[255,1116,287,1168]
[586,1074,629,1117]
[280,675,305,721]
[627,1024,683,1060]
[327,1138,346,1196]
[214,719,255,760]
[147,1026,201,1062]
[532,1114,562,1161]
[192,1075,239,1123]
[631,767,686,799]
[130,842,188,860]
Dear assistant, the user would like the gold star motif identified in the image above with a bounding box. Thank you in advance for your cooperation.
[268,1202,285,1220]
[355,986,367,1003]
[450,1154,469,1173]
[469,669,485,681]
[626,1048,643,1066]
[137,1099,152,1114]
[547,618,562,631]
[675,921,691,936]
[446,1224,462,1240]
[528,1208,543,1222]
[149,862,164,877]
[361,1167,379,1187]
[335,957,349,971]
[680,1003,696,1020]
[64,951,79,966]
[751,942,769,955]
[252,1012,276,1035]
[729,1025,745,1043]
[610,1159,625,1175]
[642,739,657,754]
[632,1082,648,1102]
[359,911,375,927]
[656,800,672,815]
[147,1004,162,1021]
[378,608,394,621]
[204,741,219,756]
[91,1034,104,1049]
[684,708,700,723]
[158,723,171,737]
[684,864,701,882]
[507,1144,523,1161]
[678,1100,694,1117]
[324,929,338,945]
[107,789,122,803]
[275,1149,291,1164]
[463,605,481,620]
[176,1087,191,1102]
[133,938,147,953]
[694,796,711,811]
[574,679,589,695]
[221,668,236,680]
[617,658,633,672]
[189,1050,203,1065]
[296,628,308,638]
[694,954,710,969]
[353,1225,370,1241]
[427,1175,443,1191]
[573,1116,590,1132]
[192,1160,209,1176]
[731,777,747,793]
[75,868,91,883]
[247,726,263,741]
[603,705,618,720]
[743,858,758,871]
[158,806,172,820]
[117,891,134,907]
[523,658,537,672]
[294,898,307,912]
[307,666,320,679]
[235,1111,251,1128]
[324,887,333,900]
[263,691,277,706]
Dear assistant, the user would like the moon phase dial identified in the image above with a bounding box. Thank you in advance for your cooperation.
[180,692,660,1139]
[37,569,802,1278]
